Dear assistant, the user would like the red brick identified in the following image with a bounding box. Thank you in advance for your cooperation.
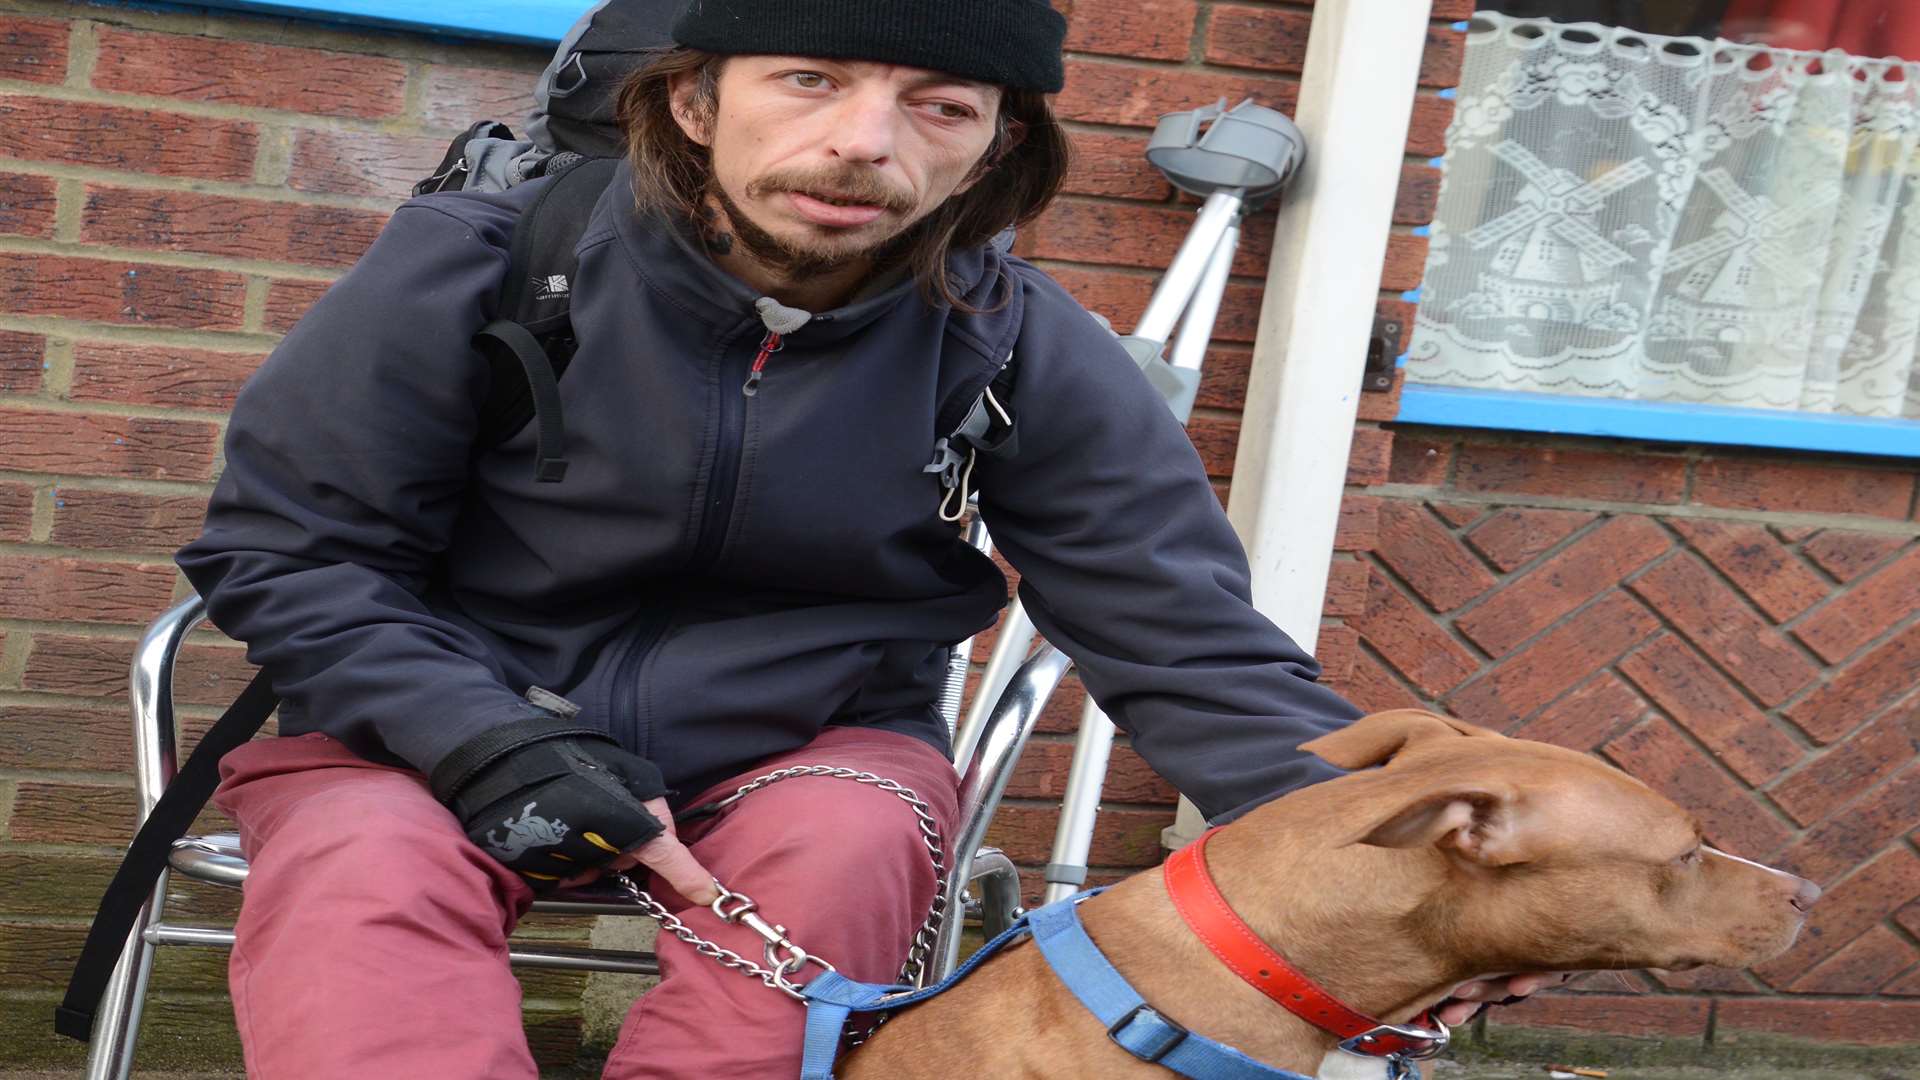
[1323,647,1426,715]
[0,408,219,482]
[0,94,256,181]
[1334,494,1380,552]
[1769,710,1920,827]
[1756,848,1920,983]
[1056,58,1296,129]
[1718,998,1920,1045]
[1418,21,1469,88]
[1005,740,1176,804]
[23,634,254,706]
[81,185,387,271]
[1347,427,1393,487]
[1322,559,1369,619]
[1456,444,1686,504]
[1774,524,1822,543]
[1432,0,1475,17]
[0,705,134,772]
[50,489,206,554]
[1381,232,1427,292]
[1788,925,1919,994]
[1510,671,1645,750]
[1616,635,1801,786]
[1387,434,1451,485]
[1626,555,1817,708]
[1373,500,1497,612]
[1356,368,1403,423]
[1465,507,1598,572]
[1406,94,1454,158]
[1457,516,1670,656]
[1802,530,1909,582]
[1063,0,1198,61]
[1883,964,1920,996]
[0,253,247,330]
[1899,897,1920,941]
[68,341,264,411]
[1063,130,1171,200]
[1449,591,1661,728]
[1695,458,1915,521]
[1784,624,1920,743]
[0,15,67,84]
[92,28,407,119]
[0,480,31,542]
[1670,518,1828,622]
[1650,965,1765,993]
[1313,623,1358,683]
[1602,719,1792,858]
[1487,993,1708,1039]
[0,328,41,395]
[1044,265,1263,342]
[1204,6,1312,73]
[0,170,55,237]
[289,129,452,200]
[986,803,1172,866]
[1775,766,1920,885]
[1395,163,1441,225]
[263,278,334,334]
[1018,198,1268,276]
[1194,346,1250,411]
[1428,501,1480,528]
[0,555,175,624]
[1795,546,1920,664]
[1184,414,1239,478]
[420,62,545,130]
[1352,568,1479,698]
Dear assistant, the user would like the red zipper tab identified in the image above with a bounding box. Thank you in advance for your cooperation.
[742,331,782,397]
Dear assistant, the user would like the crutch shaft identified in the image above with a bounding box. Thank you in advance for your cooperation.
[1134,190,1245,344]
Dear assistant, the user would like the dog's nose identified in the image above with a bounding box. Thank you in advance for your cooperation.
[1790,877,1821,913]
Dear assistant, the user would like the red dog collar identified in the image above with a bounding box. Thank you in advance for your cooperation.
[1162,828,1448,1062]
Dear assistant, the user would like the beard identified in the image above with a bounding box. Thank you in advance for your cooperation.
[708,162,923,278]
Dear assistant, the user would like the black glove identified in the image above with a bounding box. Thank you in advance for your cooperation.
[430,710,668,891]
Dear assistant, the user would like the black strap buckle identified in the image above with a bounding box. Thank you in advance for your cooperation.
[1108,1002,1189,1064]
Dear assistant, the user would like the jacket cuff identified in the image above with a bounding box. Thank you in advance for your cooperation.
[427,714,611,801]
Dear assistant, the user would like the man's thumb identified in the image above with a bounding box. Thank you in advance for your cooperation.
[634,833,719,905]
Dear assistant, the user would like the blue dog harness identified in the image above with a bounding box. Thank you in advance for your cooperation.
[798,890,1315,1080]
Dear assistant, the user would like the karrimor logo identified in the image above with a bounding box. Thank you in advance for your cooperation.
[533,274,570,301]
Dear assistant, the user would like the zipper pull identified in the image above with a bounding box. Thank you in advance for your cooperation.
[742,331,782,397]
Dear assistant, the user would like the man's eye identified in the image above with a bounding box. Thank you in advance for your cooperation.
[928,102,976,121]
[788,72,829,89]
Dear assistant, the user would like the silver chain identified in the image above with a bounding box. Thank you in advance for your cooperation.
[606,764,948,1004]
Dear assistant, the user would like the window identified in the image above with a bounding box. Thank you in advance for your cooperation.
[1400,1,1920,456]
[163,1,583,46]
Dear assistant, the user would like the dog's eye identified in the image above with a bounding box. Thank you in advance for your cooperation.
[1675,847,1704,867]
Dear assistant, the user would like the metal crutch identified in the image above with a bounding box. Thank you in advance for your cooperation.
[941,99,1308,905]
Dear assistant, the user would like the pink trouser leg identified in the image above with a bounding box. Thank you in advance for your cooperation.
[601,726,960,1080]
[213,732,540,1080]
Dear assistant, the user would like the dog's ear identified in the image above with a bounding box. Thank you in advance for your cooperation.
[1353,785,1534,866]
[1301,709,1498,770]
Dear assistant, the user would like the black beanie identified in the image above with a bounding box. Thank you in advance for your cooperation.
[671,0,1068,93]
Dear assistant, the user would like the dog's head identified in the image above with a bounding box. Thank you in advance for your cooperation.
[1297,710,1816,975]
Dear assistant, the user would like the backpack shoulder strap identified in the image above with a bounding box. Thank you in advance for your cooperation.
[473,155,622,482]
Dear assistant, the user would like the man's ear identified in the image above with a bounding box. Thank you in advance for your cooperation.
[1301,709,1498,770]
[669,70,712,147]
[1354,785,1534,867]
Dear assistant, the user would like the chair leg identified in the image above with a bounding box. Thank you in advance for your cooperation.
[82,899,161,1080]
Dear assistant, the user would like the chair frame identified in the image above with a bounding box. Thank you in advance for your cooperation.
[83,594,1073,1079]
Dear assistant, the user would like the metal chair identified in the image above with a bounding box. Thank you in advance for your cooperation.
[83,592,1073,1079]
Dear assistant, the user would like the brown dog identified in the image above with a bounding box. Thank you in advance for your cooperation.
[841,709,1818,1078]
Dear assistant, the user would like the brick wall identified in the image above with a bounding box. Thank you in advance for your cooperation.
[6,0,1909,1069]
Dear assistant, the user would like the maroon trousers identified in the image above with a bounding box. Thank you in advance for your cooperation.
[213,725,960,1078]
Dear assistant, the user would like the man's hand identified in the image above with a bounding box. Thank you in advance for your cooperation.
[560,796,718,904]
[1435,972,1576,1025]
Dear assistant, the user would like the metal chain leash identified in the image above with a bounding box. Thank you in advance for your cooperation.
[606,764,949,1004]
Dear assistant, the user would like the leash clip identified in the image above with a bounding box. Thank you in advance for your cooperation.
[1336,1016,1450,1063]
[711,881,837,998]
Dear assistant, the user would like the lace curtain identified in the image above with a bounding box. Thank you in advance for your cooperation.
[1406,11,1920,420]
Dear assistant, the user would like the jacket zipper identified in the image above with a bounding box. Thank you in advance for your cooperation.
[692,328,776,569]
[609,607,673,753]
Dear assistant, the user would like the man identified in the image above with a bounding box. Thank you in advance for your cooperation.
[178,2,1550,1076]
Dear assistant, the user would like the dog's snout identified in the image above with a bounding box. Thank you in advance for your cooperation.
[1790,877,1821,913]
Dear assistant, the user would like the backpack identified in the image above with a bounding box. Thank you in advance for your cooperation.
[56,3,1020,1040]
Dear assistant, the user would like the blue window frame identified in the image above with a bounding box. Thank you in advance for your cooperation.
[110,0,586,46]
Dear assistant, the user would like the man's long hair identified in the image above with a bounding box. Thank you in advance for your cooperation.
[616,48,1071,310]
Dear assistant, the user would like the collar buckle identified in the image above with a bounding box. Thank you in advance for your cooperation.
[1107,1002,1190,1064]
[1335,1016,1451,1061]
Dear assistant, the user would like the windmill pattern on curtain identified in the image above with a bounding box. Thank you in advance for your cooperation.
[1408,11,1920,420]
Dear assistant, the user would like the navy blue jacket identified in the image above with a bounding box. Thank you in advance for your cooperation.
[176,162,1357,821]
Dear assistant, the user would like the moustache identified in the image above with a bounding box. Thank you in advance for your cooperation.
[745,167,916,214]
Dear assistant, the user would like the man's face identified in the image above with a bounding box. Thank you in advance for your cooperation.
[672,56,1002,276]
